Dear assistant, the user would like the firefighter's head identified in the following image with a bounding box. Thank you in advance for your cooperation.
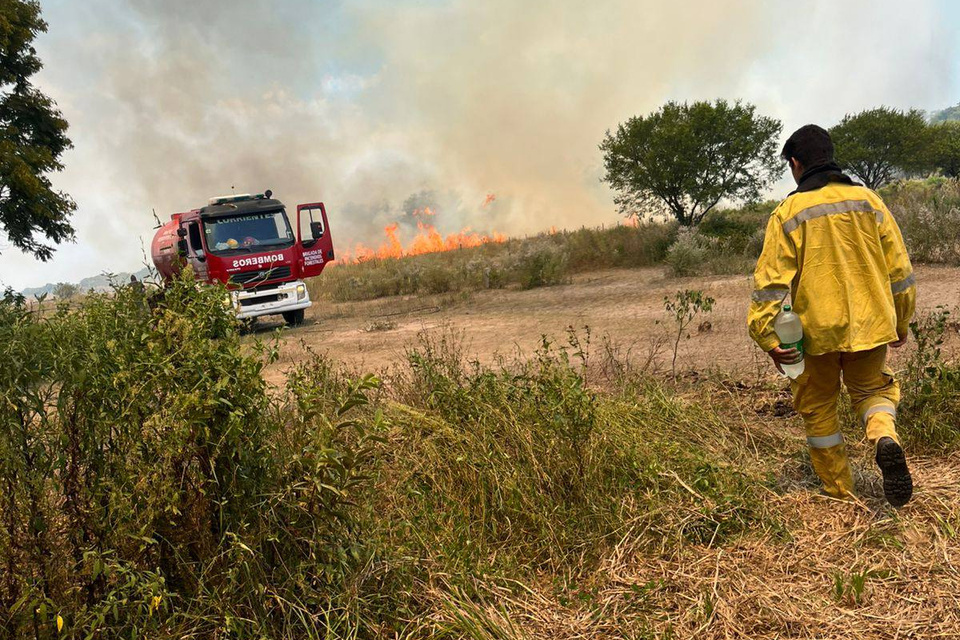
[781,124,834,184]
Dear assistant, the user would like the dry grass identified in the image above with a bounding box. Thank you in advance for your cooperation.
[361,360,960,640]
[414,454,960,639]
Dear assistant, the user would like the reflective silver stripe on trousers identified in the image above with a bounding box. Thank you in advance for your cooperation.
[807,432,845,449]
[751,288,789,303]
[782,200,884,234]
[891,273,916,295]
[862,404,896,425]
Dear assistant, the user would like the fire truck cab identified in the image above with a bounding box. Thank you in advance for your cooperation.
[151,191,333,325]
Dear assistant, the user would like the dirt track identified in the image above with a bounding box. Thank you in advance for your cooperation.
[260,264,960,385]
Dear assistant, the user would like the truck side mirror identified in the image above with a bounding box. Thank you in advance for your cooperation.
[177,239,188,256]
[177,227,188,238]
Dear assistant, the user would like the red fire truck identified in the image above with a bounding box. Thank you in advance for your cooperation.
[151,191,333,325]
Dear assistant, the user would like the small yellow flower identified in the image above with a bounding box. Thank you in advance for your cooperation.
[150,595,162,613]
[56,615,64,633]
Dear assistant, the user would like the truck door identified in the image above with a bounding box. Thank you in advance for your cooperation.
[185,221,209,279]
[297,202,334,278]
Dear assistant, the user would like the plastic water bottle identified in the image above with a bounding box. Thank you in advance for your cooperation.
[774,304,805,379]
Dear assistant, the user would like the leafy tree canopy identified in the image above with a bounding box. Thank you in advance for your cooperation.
[931,121,960,179]
[0,0,75,260]
[600,100,783,226]
[830,107,931,190]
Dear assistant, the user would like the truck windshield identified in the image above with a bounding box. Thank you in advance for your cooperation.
[203,210,295,254]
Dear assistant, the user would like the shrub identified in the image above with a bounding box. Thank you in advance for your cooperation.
[564,221,678,269]
[882,180,960,264]
[665,227,712,276]
[699,202,772,256]
[0,272,384,638]
[664,289,715,377]
[509,240,569,289]
[897,307,960,450]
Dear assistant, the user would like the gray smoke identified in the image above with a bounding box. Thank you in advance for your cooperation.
[1,0,956,289]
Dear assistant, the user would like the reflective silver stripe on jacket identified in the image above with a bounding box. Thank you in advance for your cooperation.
[782,200,884,235]
[807,432,844,449]
[862,404,896,425]
[751,288,789,303]
[890,273,916,295]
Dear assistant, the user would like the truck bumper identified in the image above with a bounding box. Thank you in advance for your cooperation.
[232,280,312,319]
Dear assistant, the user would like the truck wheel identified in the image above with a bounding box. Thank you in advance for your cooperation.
[283,309,305,327]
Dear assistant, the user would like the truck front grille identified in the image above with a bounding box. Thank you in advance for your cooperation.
[230,266,292,287]
[239,293,283,307]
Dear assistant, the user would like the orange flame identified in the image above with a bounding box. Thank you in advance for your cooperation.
[482,193,497,208]
[341,222,506,263]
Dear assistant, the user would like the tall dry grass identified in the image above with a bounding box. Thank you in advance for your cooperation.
[310,181,960,306]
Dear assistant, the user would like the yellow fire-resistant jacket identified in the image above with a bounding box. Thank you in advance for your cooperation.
[748,183,916,355]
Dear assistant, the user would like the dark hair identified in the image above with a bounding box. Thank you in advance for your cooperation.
[781,124,834,168]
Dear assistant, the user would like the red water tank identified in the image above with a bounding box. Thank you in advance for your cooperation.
[150,213,185,281]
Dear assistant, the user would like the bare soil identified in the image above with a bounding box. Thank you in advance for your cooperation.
[258,263,960,385]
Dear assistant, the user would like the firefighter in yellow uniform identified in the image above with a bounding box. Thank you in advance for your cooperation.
[747,125,915,507]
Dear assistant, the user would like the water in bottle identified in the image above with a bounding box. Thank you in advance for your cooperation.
[774,304,805,379]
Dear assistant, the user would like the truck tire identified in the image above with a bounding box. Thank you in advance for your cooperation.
[283,309,305,327]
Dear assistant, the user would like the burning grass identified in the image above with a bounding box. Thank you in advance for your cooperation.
[313,222,677,302]
[341,220,508,263]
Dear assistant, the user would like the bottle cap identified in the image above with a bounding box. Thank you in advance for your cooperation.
[783,304,792,312]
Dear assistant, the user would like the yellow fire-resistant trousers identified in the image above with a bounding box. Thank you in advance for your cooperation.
[790,346,900,498]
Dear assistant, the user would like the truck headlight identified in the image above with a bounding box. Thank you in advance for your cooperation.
[296,284,306,300]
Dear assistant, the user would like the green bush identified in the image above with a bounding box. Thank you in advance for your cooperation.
[509,240,569,289]
[563,221,677,269]
[664,227,755,277]
[665,228,712,276]
[0,273,384,638]
[699,201,772,255]
[897,307,960,450]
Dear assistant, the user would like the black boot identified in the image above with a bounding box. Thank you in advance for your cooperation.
[876,437,913,507]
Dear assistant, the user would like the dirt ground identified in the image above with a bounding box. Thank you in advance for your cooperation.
[257,263,960,385]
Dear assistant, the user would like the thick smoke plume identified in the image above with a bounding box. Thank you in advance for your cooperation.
[0,0,955,288]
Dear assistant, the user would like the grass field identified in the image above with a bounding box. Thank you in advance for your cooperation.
[4,180,960,638]
[309,179,960,306]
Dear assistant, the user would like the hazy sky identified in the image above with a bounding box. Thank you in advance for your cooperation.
[1,0,958,290]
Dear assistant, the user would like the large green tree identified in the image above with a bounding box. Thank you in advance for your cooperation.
[0,0,75,260]
[829,107,931,189]
[600,100,783,226]
[931,121,960,179]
